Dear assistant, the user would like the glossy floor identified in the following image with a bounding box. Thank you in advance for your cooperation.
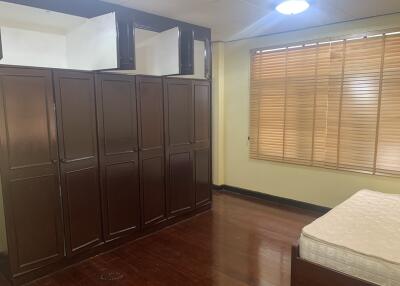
[19,192,319,286]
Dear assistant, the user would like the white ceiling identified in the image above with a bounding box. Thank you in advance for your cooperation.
[103,0,400,41]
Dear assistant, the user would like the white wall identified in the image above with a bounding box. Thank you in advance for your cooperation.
[0,27,67,68]
[213,13,400,208]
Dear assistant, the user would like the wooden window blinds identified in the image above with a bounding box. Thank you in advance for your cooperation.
[250,31,400,176]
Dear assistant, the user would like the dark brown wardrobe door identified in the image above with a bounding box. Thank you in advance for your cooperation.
[95,73,140,241]
[194,147,211,207]
[53,71,103,256]
[193,81,212,207]
[194,81,211,145]
[136,76,166,228]
[164,78,195,217]
[0,67,64,275]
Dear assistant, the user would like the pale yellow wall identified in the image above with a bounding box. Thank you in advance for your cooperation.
[212,42,226,186]
[216,13,400,208]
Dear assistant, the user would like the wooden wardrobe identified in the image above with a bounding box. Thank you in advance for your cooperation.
[164,79,212,217]
[0,66,211,285]
[95,73,141,242]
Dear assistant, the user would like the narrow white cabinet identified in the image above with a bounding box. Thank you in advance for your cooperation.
[65,13,118,70]
[135,27,181,76]
[0,1,121,70]
[179,39,210,79]
[166,37,210,79]
[113,27,197,77]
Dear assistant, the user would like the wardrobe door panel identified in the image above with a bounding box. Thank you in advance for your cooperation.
[64,167,101,252]
[141,156,165,227]
[53,70,102,256]
[194,81,211,145]
[193,81,212,208]
[4,76,53,167]
[9,176,62,271]
[168,151,194,216]
[165,79,193,147]
[96,74,140,241]
[58,77,97,160]
[0,67,64,275]
[137,78,164,150]
[105,162,139,236]
[195,148,211,206]
[101,77,137,155]
[164,78,196,217]
[137,76,166,228]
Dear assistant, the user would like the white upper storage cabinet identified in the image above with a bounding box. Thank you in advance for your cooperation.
[178,40,208,79]
[118,27,207,78]
[134,27,180,76]
[65,13,118,70]
[0,2,209,77]
[0,2,119,70]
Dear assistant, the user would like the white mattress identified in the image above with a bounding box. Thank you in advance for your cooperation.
[300,190,400,286]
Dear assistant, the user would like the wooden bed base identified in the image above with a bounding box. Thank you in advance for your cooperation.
[291,243,378,286]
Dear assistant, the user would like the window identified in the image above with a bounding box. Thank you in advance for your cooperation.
[250,31,400,176]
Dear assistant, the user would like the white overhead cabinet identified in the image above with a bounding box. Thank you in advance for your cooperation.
[65,13,119,70]
[131,27,208,78]
[0,2,207,77]
[120,27,199,77]
[179,39,209,79]
[134,27,181,76]
[193,40,207,79]
[0,2,121,70]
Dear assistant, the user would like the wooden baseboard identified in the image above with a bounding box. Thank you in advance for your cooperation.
[214,184,331,214]
[211,184,223,190]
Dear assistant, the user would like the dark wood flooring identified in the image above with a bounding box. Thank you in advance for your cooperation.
[3,191,321,286]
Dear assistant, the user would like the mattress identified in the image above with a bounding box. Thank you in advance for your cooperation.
[300,190,400,286]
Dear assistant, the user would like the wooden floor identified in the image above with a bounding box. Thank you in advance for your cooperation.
[5,192,321,286]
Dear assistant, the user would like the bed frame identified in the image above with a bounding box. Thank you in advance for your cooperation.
[291,243,378,286]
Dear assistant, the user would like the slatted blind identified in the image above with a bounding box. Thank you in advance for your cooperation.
[376,34,400,175]
[250,31,400,177]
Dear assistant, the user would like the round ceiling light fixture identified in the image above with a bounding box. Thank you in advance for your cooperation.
[276,0,310,15]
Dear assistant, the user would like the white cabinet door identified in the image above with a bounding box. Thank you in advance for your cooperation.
[66,12,118,71]
[135,27,180,76]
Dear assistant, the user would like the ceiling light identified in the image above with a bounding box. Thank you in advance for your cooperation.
[276,0,310,15]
